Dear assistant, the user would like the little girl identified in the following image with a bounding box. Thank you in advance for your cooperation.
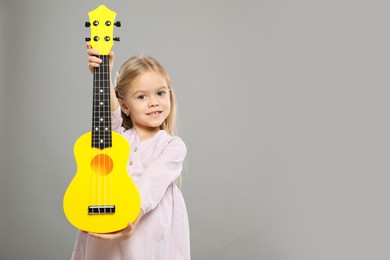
[71,43,190,260]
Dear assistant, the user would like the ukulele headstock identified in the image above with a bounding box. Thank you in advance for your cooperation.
[86,5,120,55]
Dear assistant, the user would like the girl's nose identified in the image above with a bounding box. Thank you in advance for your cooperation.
[148,96,159,107]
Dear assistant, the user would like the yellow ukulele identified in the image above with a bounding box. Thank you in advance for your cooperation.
[63,5,140,233]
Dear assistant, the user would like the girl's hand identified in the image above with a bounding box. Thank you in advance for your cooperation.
[86,42,115,74]
[86,223,135,241]
[86,210,143,241]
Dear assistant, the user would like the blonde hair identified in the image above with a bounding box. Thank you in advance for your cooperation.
[114,56,176,135]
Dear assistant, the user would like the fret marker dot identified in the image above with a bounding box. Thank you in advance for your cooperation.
[100,89,103,93]
[100,140,104,143]
[100,102,104,105]
[95,127,99,131]
[105,127,108,131]
[100,118,103,121]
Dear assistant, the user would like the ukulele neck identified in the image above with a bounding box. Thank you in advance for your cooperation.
[91,55,112,149]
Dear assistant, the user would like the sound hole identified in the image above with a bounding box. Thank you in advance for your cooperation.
[91,154,113,175]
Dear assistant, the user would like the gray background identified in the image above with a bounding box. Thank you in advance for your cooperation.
[1,0,389,259]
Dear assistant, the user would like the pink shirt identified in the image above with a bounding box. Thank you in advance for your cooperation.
[71,107,190,260]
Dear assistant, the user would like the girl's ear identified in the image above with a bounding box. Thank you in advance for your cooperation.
[119,99,130,116]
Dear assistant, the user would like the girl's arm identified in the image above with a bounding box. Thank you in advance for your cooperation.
[137,137,187,214]
[86,42,119,111]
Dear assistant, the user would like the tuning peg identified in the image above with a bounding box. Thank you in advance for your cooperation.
[85,22,91,27]
[113,37,120,42]
[114,21,121,27]
[85,37,91,42]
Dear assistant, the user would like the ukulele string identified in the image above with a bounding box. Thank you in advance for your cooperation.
[97,22,101,209]
[106,28,112,208]
[101,35,105,209]
[103,25,108,208]
[105,54,111,207]
[103,54,107,208]
[104,55,112,205]
[102,23,110,209]
[106,21,113,208]
[92,32,97,208]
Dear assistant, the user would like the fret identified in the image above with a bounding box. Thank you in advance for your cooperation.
[92,129,111,133]
[93,81,110,84]
[95,67,109,71]
[92,127,112,131]
[91,135,112,139]
[92,109,111,114]
[91,134,112,138]
[93,89,110,91]
[95,64,110,69]
[92,126,111,130]
[92,117,111,122]
[92,95,110,99]
[92,142,112,146]
[92,128,111,134]
[92,118,111,121]
[92,114,111,117]
[91,137,112,141]
[93,117,111,121]
[91,138,111,143]
[92,121,111,124]
[92,124,111,128]
[92,135,112,140]
[93,78,110,82]
[92,110,111,113]
[92,137,112,142]
[92,101,110,105]
[92,143,112,149]
[92,132,112,136]
[92,109,110,112]
[93,86,110,91]
[91,130,112,135]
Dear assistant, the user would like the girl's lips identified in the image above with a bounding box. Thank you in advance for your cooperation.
[147,111,162,116]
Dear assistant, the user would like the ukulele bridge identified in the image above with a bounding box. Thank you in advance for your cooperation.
[88,205,115,215]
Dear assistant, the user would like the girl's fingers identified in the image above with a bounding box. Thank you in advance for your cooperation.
[86,43,101,69]
[87,49,100,57]
[88,56,102,64]
[86,42,100,56]
[87,223,134,241]
[85,42,115,73]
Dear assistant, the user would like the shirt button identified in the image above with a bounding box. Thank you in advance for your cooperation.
[134,147,138,152]
[129,161,133,166]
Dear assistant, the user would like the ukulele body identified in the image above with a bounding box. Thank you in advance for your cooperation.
[63,131,140,233]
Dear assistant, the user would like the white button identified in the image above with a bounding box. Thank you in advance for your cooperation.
[129,161,133,166]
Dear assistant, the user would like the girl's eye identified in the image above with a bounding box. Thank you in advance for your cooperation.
[137,95,146,100]
[157,91,166,96]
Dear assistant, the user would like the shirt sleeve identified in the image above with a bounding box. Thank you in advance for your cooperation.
[111,106,125,134]
[137,137,187,214]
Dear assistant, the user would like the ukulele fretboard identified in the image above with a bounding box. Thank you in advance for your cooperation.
[92,55,112,149]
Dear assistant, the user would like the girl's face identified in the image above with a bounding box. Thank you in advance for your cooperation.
[120,70,171,139]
